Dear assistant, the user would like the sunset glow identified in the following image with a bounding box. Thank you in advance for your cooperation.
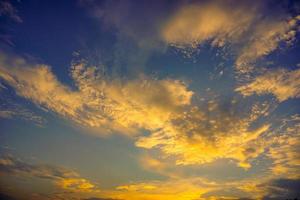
[0,1,299,199]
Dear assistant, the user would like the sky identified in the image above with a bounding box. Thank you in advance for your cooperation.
[0,0,299,199]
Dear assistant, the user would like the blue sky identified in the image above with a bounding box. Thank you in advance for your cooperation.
[0,0,300,200]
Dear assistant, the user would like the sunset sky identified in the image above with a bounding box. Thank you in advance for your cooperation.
[0,0,300,199]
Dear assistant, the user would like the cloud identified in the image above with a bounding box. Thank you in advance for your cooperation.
[116,183,157,192]
[136,100,272,169]
[107,178,218,200]
[235,16,300,74]
[0,52,298,173]
[0,54,83,122]
[0,52,282,170]
[0,0,22,23]
[201,187,252,200]
[259,178,300,200]
[161,1,300,73]
[80,0,167,49]
[0,109,45,126]
[0,155,97,192]
[0,102,46,126]
[0,0,22,46]
[161,1,256,49]
[79,0,172,75]
[266,115,300,179]
[99,176,293,200]
[0,52,193,135]
[236,68,300,102]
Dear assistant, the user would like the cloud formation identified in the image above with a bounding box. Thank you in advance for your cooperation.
[108,178,217,200]
[136,100,273,168]
[1,52,296,171]
[0,53,193,135]
[235,16,300,74]
[103,175,300,200]
[0,100,46,126]
[0,52,278,169]
[161,1,300,73]
[0,155,97,192]
[236,68,300,102]
[0,0,22,23]
[0,1,299,200]
[162,1,255,49]
[266,115,300,179]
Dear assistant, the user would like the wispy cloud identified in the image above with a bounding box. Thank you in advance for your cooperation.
[0,155,97,193]
[0,52,295,171]
[0,1,299,200]
[236,68,300,102]
[0,52,193,135]
[0,102,46,126]
[266,115,300,179]
[161,0,300,74]
[0,0,22,23]
[100,175,300,200]
[161,1,256,49]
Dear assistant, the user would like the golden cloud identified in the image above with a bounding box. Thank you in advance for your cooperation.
[0,52,297,172]
[136,101,272,169]
[0,53,193,135]
[106,178,217,200]
[236,68,300,101]
[267,115,300,179]
[161,1,300,74]
[161,1,255,49]
[235,16,300,74]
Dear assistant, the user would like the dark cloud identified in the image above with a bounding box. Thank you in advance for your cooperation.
[0,193,17,200]
[262,178,300,200]
[0,155,78,180]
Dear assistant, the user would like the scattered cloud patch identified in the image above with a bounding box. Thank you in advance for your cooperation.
[236,68,300,102]
[0,155,97,192]
[1,52,293,171]
[161,1,300,74]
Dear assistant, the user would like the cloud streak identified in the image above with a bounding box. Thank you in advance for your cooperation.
[0,155,97,192]
[236,68,300,102]
[161,0,300,74]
